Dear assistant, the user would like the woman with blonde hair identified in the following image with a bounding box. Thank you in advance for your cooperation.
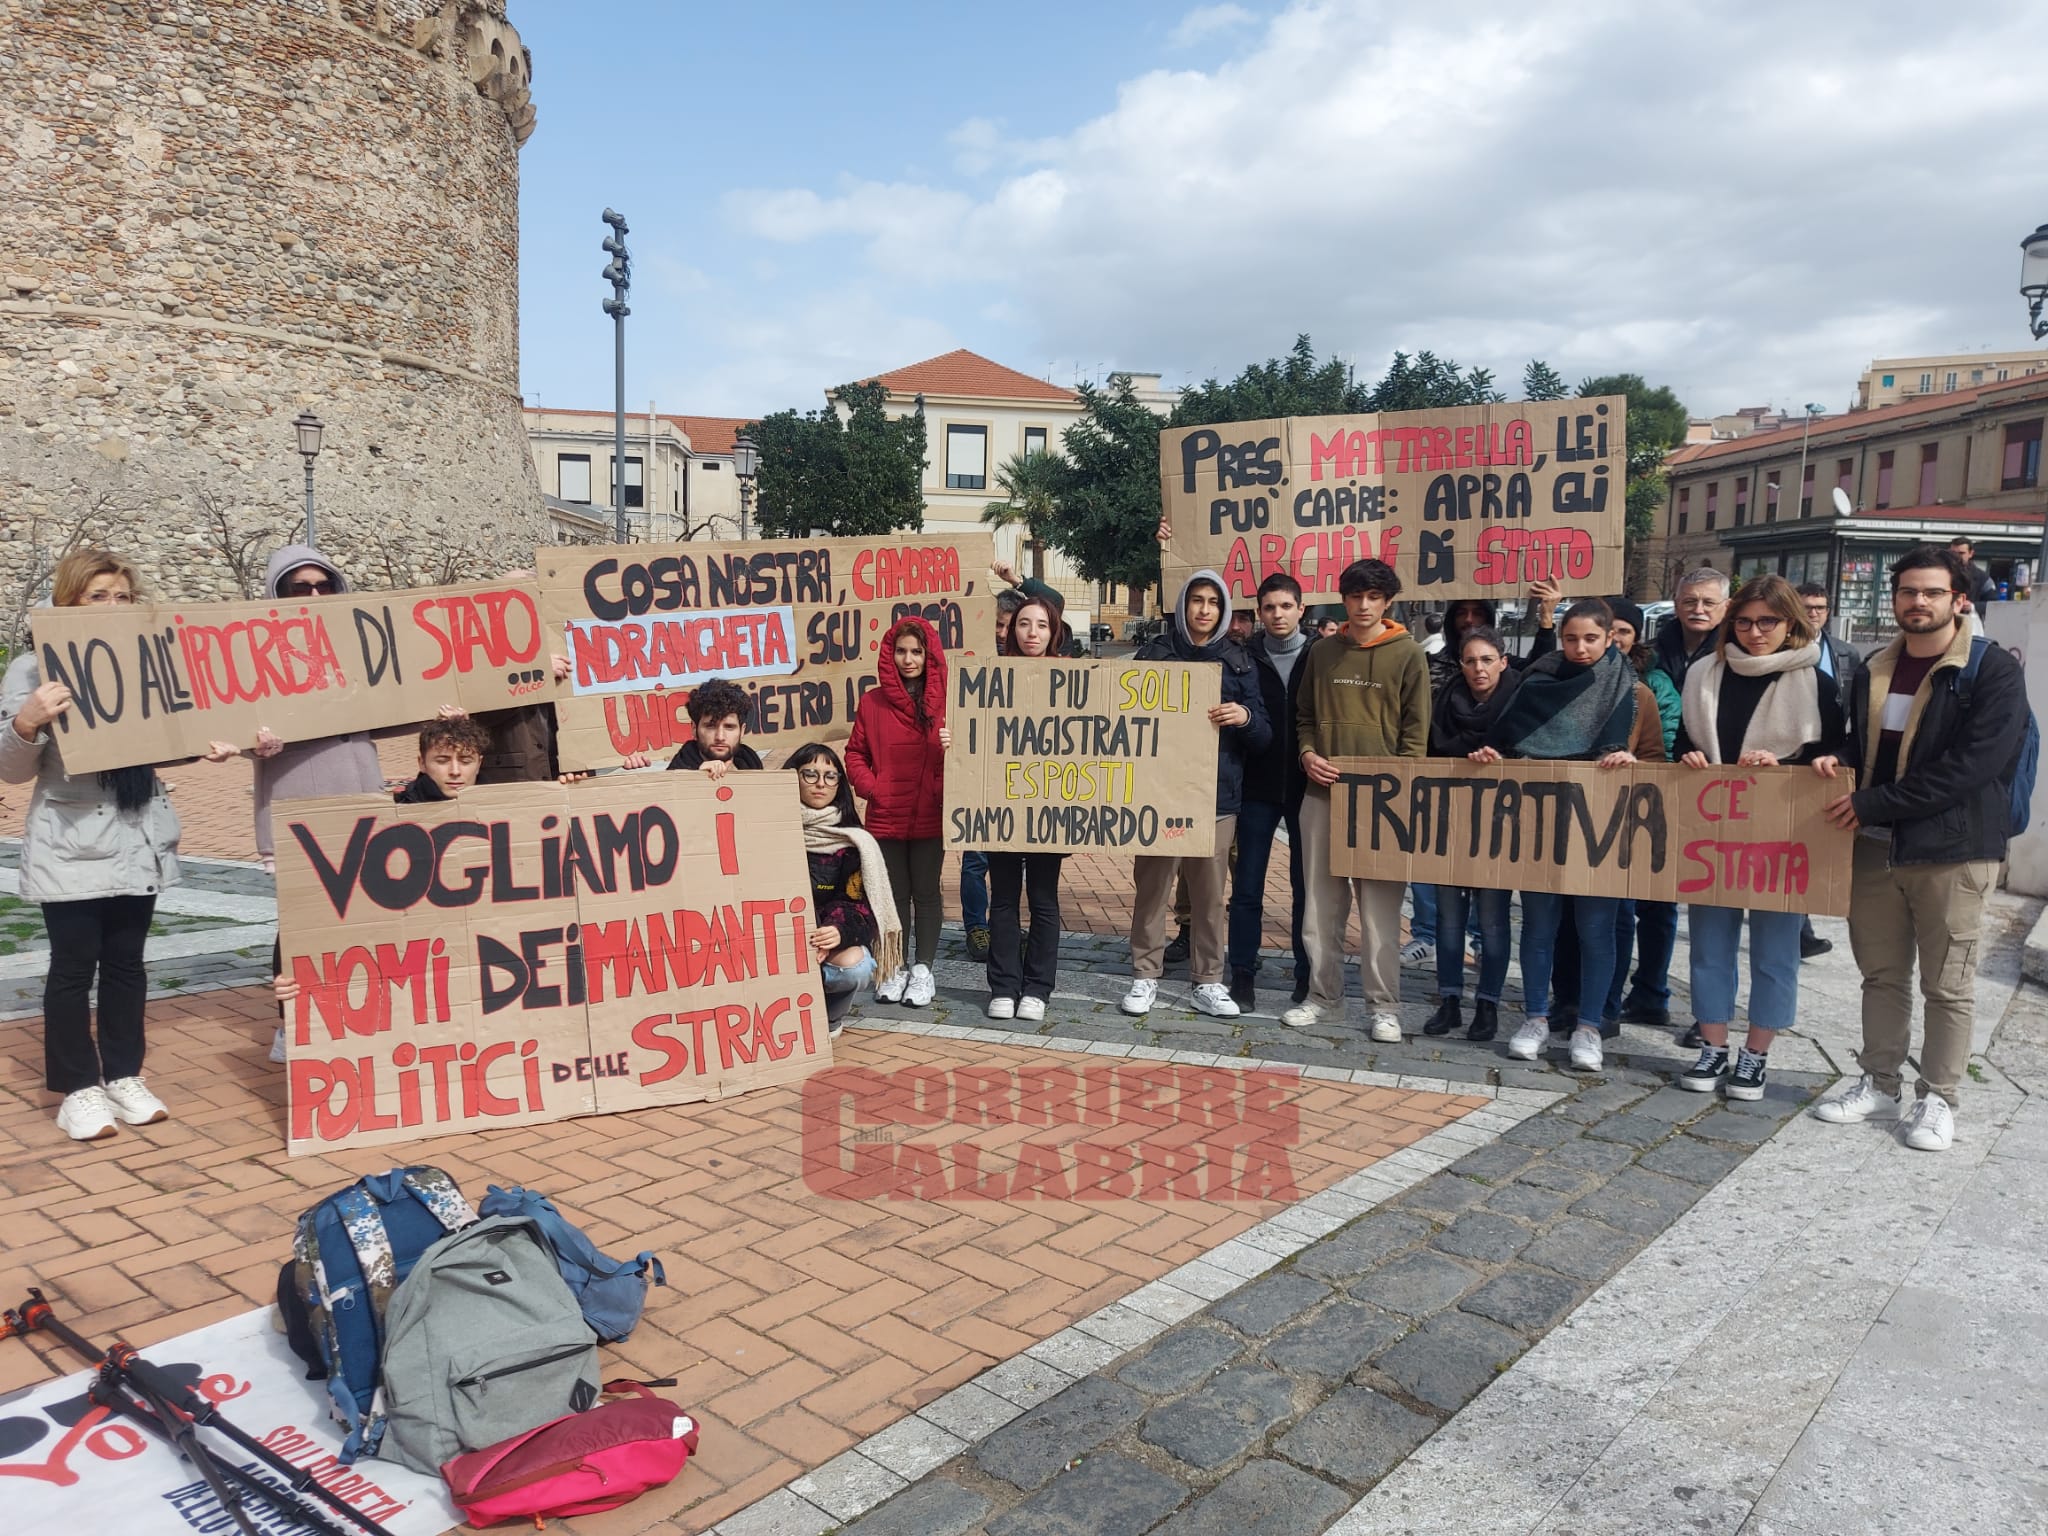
[0,550,231,1140]
[1674,573,1847,1100]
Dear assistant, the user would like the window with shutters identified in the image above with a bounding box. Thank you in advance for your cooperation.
[945,424,988,490]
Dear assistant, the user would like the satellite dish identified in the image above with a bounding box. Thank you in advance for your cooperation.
[1831,487,1853,517]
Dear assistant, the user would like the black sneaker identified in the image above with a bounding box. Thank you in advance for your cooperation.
[1163,927,1191,965]
[1229,971,1257,1013]
[1799,933,1833,960]
[1553,1009,1579,1035]
[1726,1048,1768,1101]
[1466,999,1499,1043]
[1619,998,1670,1028]
[1679,1044,1728,1092]
[966,925,992,962]
[1422,996,1462,1037]
[1678,1024,1705,1050]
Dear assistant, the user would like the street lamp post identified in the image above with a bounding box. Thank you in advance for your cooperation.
[2021,223,2048,341]
[1792,402,1824,525]
[602,208,631,543]
[293,409,324,546]
[732,430,759,540]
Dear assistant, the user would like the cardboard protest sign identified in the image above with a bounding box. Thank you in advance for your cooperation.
[0,1307,457,1535]
[30,578,553,774]
[943,658,1222,855]
[274,773,823,1153]
[1158,397,1628,605]
[536,534,997,769]
[1326,758,1851,915]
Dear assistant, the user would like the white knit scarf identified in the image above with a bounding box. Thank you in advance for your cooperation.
[801,803,903,978]
[1680,643,1824,763]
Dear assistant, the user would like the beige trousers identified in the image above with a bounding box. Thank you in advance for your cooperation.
[1299,785,1405,1013]
[1132,816,1237,983]
[1847,837,1995,1106]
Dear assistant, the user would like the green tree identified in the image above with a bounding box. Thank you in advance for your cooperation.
[1173,334,1369,421]
[1362,350,1502,411]
[1521,359,1570,401]
[749,379,927,538]
[982,449,1063,579]
[1577,373,1689,589]
[1039,375,1165,589]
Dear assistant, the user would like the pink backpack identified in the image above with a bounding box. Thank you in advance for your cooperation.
[441,1380,700,1527]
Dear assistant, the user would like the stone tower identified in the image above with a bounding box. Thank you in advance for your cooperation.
[0,0,548,616]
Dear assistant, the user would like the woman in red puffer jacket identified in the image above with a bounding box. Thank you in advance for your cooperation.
[846,615,951,1008]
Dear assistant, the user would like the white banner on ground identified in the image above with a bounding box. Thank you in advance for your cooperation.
[0,1307,457,1535]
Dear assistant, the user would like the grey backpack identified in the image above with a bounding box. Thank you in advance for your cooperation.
[375,1214,602,1474]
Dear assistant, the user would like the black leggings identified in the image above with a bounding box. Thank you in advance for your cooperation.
[987,853,1063,1001]
[878,837,945,967]
[43,895,156,1094]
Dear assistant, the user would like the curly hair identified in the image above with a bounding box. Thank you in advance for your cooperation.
[687,676,750,727]
[417,717,492,759]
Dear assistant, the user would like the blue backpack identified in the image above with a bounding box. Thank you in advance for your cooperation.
[1954,637,2040,835]
[290,1166,477,1462]
[477,1185,666,1342]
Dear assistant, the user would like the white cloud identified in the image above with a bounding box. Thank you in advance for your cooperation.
[717,0,2044,417]
[1169,4,1257,48]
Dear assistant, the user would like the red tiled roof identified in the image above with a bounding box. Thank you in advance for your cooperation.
[1675,372,2048,466]
[865,348,1077,404]
[665,415,749,457]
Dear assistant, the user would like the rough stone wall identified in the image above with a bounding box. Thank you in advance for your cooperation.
[0,0,546,627]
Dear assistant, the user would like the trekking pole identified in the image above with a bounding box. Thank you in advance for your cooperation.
[4,1290,395,1536]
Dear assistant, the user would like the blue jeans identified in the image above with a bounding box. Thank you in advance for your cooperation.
[1521,891,1619,1025]
[1409,882,1438,948]
[821,950,876,1025]
[961,851,989,932]
[1435,887,1510,1003]
[1228,798,1308,986]
[1688,906,1802,1031]
[1624,899,1678,1010]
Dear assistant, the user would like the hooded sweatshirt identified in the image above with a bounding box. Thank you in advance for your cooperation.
[845,614,948,839]
[251,545,387,859]
[1295,618,1431,766]
[1134,570,1271,818]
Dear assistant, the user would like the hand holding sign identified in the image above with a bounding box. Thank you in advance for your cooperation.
[12,680,72,737]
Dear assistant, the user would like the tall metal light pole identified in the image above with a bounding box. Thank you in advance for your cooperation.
[2020,224,2048,570]
[293,409,324,546]
[601,208,631,543]
[1792,402,1823,522]
[733,430,759,540]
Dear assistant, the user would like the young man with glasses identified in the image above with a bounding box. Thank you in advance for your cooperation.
[1811,546,2028,1151]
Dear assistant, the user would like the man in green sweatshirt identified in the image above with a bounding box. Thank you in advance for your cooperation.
[1285,558,1432,1041]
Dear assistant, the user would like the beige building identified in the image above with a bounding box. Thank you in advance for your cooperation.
[522,406,750,544]
[1854,351,2048,410]
[1647,373,2048,637]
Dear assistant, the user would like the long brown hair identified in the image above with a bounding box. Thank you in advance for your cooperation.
[1721,573,1814,653]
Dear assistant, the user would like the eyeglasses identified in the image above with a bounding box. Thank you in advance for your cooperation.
[82,590,135,605]
[1896,585,1957,602]
[1679,598,1727,611]
[285,580,337,596]
[796,769,841,786]
[1732,617,1784,633]
[1459,654,1504,668]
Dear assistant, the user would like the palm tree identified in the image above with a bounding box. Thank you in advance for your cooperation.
[982,449,1063,581]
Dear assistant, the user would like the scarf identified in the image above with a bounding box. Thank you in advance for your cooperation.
[1432,666,1521,756]
[1680,644,1824,764]
[1490,647,1637,760]
[1261,626,1309,688]
[802,803,903,979]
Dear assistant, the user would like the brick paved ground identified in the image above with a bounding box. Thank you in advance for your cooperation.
[0,987,1474,1532]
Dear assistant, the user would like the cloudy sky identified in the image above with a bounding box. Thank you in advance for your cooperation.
[515,0,2044,423]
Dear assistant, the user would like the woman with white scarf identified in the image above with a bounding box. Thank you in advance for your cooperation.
[788,742,903,1037]
[1673,573,1848,1101]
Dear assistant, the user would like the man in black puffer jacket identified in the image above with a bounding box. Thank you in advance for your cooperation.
[1229,573,1312,1011]
[1120,569,1271,1023]
[1813,546,2030,1155]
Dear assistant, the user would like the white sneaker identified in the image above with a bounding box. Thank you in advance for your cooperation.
[1017,996,1047,1022]
[1400,939,1436,968]
[1901,1095,1955,1151]
[904,965,936,1007]
[1281,1001,1326,1029]
[1121,977,1159,1016]
[1812,1074,1902,1124]
[102,1076,167,1126]
[270,1027,287,1064]
[1506,1017,1550,1060]
[56,1086,117,1141]
[876,967,909,1004]
[1568,1026,1603,1073]
[987,996,1017,1020]
[1369,1012,1402,1043]
[1192,983,1240,1018]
